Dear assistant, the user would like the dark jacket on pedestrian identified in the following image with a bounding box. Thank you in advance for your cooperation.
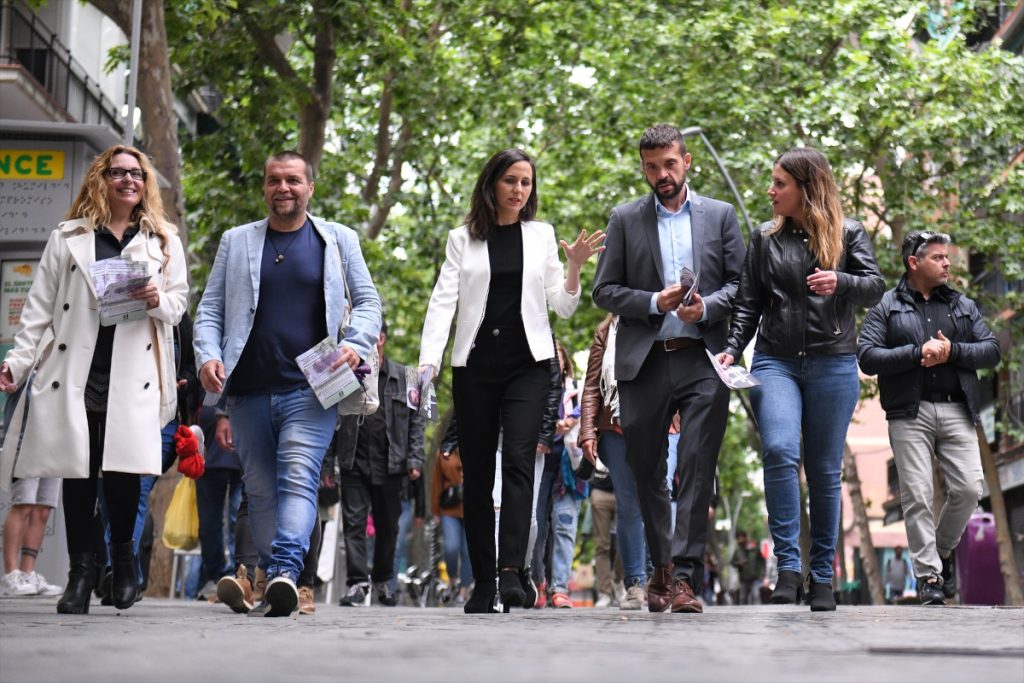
[723,218,884,359]
[857,277,1001,424]
[336,356,426,474]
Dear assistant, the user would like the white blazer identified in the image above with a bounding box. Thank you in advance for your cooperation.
[419,220,580,373]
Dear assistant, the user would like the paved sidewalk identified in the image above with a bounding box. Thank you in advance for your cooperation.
[1,596,1021,683]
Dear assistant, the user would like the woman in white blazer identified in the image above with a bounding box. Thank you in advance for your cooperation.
[418,148,603,613]
[0,146,188,614]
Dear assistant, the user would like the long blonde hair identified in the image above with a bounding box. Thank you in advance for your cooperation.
[768,147,844,270]
[66,145,175,262]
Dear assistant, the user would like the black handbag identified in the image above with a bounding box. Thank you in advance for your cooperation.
[439,484,463,509]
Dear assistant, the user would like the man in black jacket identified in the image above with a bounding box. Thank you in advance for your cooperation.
[858,231,1000,605]
[335,321,426,607]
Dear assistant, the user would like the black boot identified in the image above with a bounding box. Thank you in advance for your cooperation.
[498,568,526,612]
[519,568,538,609]
[464,579,498,614]
[807,580,837,612]
[770,570,803,604]
[57,553,96,614]
[109,541,139,610]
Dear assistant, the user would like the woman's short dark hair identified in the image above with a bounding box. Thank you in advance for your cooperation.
[465,148,537,241]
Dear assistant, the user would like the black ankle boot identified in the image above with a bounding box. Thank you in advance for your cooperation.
[770,570,803,604]
[498,569,526,612]
[464,580,497,614]
[109,541,139,610]
[519,568,537,609]
[57,553,96,614]
[807,580,836,612]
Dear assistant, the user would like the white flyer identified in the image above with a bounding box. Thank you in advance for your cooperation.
[296,337,363,409]
[89,255,151,326]
[706,348,761,389]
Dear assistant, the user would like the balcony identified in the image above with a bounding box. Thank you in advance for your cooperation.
[0,0,124,136]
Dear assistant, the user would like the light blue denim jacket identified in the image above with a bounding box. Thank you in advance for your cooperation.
[193,213,381,404]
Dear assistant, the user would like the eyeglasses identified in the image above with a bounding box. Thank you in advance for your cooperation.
[103,167,147,181]
[906,231,935,255]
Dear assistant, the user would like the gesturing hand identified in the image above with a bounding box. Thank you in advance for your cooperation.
[560,229,606,268]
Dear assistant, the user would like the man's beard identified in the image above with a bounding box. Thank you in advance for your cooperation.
[650,178,683,203]
[271,198,306,220]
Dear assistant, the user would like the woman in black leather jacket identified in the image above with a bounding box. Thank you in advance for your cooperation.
[717,147,884,611]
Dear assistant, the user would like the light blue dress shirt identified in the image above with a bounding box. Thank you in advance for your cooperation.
[647,188,706,340]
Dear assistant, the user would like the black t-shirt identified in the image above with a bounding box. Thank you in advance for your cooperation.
[229,219,328,395]
[481,222,525,331]
[85,225,140,412]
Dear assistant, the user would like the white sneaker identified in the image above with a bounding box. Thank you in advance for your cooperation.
[0,570,38,597]
[594,593,613,608]
[25,571,62,596]
[619,582,646,611]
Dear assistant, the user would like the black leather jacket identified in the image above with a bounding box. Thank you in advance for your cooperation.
[857,278,1001,424]
[723,218,884,359]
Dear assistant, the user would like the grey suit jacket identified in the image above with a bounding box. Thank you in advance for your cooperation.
[592,190,745,382]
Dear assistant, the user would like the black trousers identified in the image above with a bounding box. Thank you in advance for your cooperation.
[339,472,403,585]
[452,326,549,587]
[618,344,729,592]
[64,411,140,555]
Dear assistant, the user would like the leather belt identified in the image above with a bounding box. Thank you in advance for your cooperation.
[652,337,704,352]
[922,391,965,403]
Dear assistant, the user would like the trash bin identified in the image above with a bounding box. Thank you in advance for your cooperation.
[955,512,1005,605]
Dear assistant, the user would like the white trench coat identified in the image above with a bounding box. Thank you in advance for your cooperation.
[1,218,188,489]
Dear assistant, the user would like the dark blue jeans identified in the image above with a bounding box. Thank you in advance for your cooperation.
[749,352,859,584]
[195,467,243,584]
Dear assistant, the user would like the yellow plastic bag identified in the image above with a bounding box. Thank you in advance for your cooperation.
[161,476,199,550]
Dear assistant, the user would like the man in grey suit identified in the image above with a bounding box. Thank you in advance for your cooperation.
[593,125,745,613]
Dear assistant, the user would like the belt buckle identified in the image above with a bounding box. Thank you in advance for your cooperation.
[662,338,677,352]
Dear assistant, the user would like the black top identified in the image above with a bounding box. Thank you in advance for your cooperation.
[481,222,524,330]
[348,367,392,484]
[229,219,328,395]
[910,286,961,398]
[85,225,140,412]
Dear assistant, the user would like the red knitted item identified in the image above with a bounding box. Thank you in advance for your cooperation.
[175,424,205,479]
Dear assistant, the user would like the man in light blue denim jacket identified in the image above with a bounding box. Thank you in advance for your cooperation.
[194,150,381,617]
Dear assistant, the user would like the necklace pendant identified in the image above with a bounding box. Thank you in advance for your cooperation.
[275,254,284,263]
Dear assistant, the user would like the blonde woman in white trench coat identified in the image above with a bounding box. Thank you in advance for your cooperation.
[0,145,187,614]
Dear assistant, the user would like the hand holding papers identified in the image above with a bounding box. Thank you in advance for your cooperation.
[89,255,151,326]
[706,349,760,389]
[296,338,363,409]
[679,267,700,307]
[405,366,438,420]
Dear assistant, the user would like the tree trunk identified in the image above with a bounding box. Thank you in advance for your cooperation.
[976,424,1024,606]
[843,442,885,605]
[90,0,185,243]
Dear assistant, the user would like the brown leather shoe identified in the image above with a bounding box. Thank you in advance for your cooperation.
[670,578,703,613]
[646,565,674,613]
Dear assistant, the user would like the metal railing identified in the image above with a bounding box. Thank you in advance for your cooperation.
[0,0,124,136]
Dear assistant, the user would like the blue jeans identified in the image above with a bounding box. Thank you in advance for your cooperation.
[530,466,558,584]
[440,514,473,587]
[598,431,647,585]
[550,491,581,593]
[391,499,412,591]
[196,467,243,584]
[227,387,336,582]
[750,352,859,584]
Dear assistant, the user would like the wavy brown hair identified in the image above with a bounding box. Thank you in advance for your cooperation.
[465,148,537,241]
[768,147,845,270]
[66,145,174,262]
